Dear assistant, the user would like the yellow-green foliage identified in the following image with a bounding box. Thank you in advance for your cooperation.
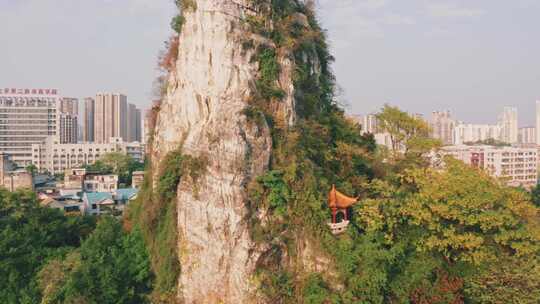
[243,1,540,303]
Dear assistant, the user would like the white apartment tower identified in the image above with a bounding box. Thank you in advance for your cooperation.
[518,127,536,145]
[430,110,454,145]
[500,107,518,144]
[94,93,128,143]
[453,123,502,145]
[360,114,378,134]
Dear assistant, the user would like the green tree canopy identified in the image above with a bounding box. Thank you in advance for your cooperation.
[38,216,152,304]
[376,104,440,162]
[0,189,96,303]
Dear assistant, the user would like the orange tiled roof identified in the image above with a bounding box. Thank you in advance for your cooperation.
[328,185,358,209]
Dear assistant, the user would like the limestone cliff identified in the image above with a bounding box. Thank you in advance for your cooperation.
[151,1,287,302]
[145,0,342,302]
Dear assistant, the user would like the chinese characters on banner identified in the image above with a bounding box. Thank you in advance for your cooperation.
[0,88,58,95]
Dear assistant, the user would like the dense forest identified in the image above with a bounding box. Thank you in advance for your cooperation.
[1,0,539,303]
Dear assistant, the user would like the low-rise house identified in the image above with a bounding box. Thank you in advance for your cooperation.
[0,153,34,191]
[64,168,86,190]
[2,170,34,191]
[84,174,118,192]
[82,192,115,216]
[62,168,119,193]
[82,188,139,216]
[113,188,139,214]
[115,188,138,204]
[42,198,83,215]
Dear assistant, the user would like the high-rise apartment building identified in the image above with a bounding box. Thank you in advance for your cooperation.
[430,110,455,145]
[59,113,78,144]
[127,103,136,142]
[518,127,536,145]
[59,97,78,116]
[500,107,518,144]
[94,93,127,143]
[359,114,378,134]
[0,88,60,166]
[82,98,95,142]
[453,123,502,145]
[126,103,142,142]
[58,97,79,144]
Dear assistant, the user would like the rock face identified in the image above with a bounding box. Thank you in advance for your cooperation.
[151,1,293,302]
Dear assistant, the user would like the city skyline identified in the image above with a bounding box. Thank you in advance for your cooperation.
[1,0,539,124]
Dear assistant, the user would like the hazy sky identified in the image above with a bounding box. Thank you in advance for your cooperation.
[1,0,539,125]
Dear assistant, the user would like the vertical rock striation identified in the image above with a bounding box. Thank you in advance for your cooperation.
[151,1,292,302]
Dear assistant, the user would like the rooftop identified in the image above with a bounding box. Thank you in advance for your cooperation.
[84,192,113,205]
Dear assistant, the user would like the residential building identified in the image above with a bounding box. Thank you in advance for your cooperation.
[374,132,395,151]
[95,93,127,143]
[59,97,78,116]
[31,137,144,174]
[84,174,118,192]
[499,107,518,144]
[115,188,138,205]
[0,88,60,166]
[518,127,536,145]
[430,110,455,145]
[63,168,119,193]
[359,114,379,134]
[127,103,136,142]
[82,97,95,142]
[441,145,537,189]
[82,192,114,215]
[2,170,34,191]
[82,188,138,216]
[0,152,33,191]
[126,103,143,142]
[453,123,502,145]
[63,168,86,190]
[41,197,83,214]
[59,113,78,144]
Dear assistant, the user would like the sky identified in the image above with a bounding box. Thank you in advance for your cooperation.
[1,0,539,126]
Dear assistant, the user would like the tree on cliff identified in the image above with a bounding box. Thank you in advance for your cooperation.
[98,0,540,303]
